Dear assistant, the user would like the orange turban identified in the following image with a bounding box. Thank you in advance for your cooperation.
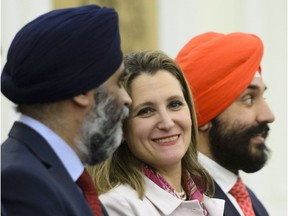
[176,32,263,127]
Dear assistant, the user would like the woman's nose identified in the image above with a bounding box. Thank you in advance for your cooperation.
[157,111,175,130]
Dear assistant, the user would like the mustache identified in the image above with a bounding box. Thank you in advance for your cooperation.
[245,123,270,139]
[121,106,130,120]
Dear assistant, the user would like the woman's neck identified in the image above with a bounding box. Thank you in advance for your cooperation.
[156,163,182,192]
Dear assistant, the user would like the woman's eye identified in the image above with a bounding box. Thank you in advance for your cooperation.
[137,107,154,117]
[169,100,183,110]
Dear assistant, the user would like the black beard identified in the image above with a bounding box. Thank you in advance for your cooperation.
[209,118,271,173]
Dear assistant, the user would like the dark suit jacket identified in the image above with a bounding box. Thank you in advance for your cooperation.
[214,182,269,216]
[1,122,108,216]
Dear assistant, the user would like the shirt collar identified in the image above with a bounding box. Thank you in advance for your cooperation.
[19,114,84,181]
[198,152,238,193]
[144,176,189,214]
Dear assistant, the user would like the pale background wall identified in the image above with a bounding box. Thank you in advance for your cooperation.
[1,0,52,143]
[1,0,287,215]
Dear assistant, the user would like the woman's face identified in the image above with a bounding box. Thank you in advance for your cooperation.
[124,70,192,171]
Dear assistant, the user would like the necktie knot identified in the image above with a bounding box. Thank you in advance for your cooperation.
[76,169,103,216]
[230,177,255,216]
[77,169,95,192]
[230,178,249,199]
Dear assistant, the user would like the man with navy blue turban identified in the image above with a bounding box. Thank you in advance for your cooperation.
[1,5,131,216]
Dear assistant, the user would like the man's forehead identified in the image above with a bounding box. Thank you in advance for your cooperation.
[248,76,267,91]
[254,71,261,78]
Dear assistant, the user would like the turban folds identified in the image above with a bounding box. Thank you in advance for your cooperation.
[176,32,263,127]
[1,5,122,104]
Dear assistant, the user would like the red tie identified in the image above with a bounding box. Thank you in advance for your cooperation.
[76,169,103,216]
[229,177,255,216]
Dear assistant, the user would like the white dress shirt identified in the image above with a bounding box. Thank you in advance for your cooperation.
[19,114,84,181]
[198,152,244,216]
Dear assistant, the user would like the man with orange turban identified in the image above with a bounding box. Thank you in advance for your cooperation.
[176,32,274,216]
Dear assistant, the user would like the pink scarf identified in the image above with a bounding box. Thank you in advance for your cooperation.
[144,165,208,215]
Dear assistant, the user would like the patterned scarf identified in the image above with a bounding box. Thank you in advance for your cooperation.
[144,165,208,215]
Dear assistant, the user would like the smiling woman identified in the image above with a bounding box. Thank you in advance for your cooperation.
[125,70,192,172]
[87,50,225,216]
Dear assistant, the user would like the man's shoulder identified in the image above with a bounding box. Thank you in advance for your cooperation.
[2,135,37,168]
[100,183,139,200]
[246,186,269,216]
[1,137,53,183]
[214,180,269,216]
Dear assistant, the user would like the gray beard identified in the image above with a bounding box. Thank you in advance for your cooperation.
[75,86,129,165]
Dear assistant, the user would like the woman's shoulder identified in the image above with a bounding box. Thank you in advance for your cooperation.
[99,183,161,216]
[100,183,139,201]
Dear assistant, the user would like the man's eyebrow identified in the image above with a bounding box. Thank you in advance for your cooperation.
[247,84,267,91]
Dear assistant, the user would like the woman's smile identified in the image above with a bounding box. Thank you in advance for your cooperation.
[152,134,180,146]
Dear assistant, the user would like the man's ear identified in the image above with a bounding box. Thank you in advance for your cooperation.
[72,91,94,107]
[199,122,212,132]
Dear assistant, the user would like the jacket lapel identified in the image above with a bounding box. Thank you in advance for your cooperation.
[8,122,94,215]
[144,177,182,215]
[247,187,269,216]
[214,182,241,216]
[144,177,224,216]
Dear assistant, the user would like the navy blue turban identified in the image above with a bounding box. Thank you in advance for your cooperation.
[1,5,122,104]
